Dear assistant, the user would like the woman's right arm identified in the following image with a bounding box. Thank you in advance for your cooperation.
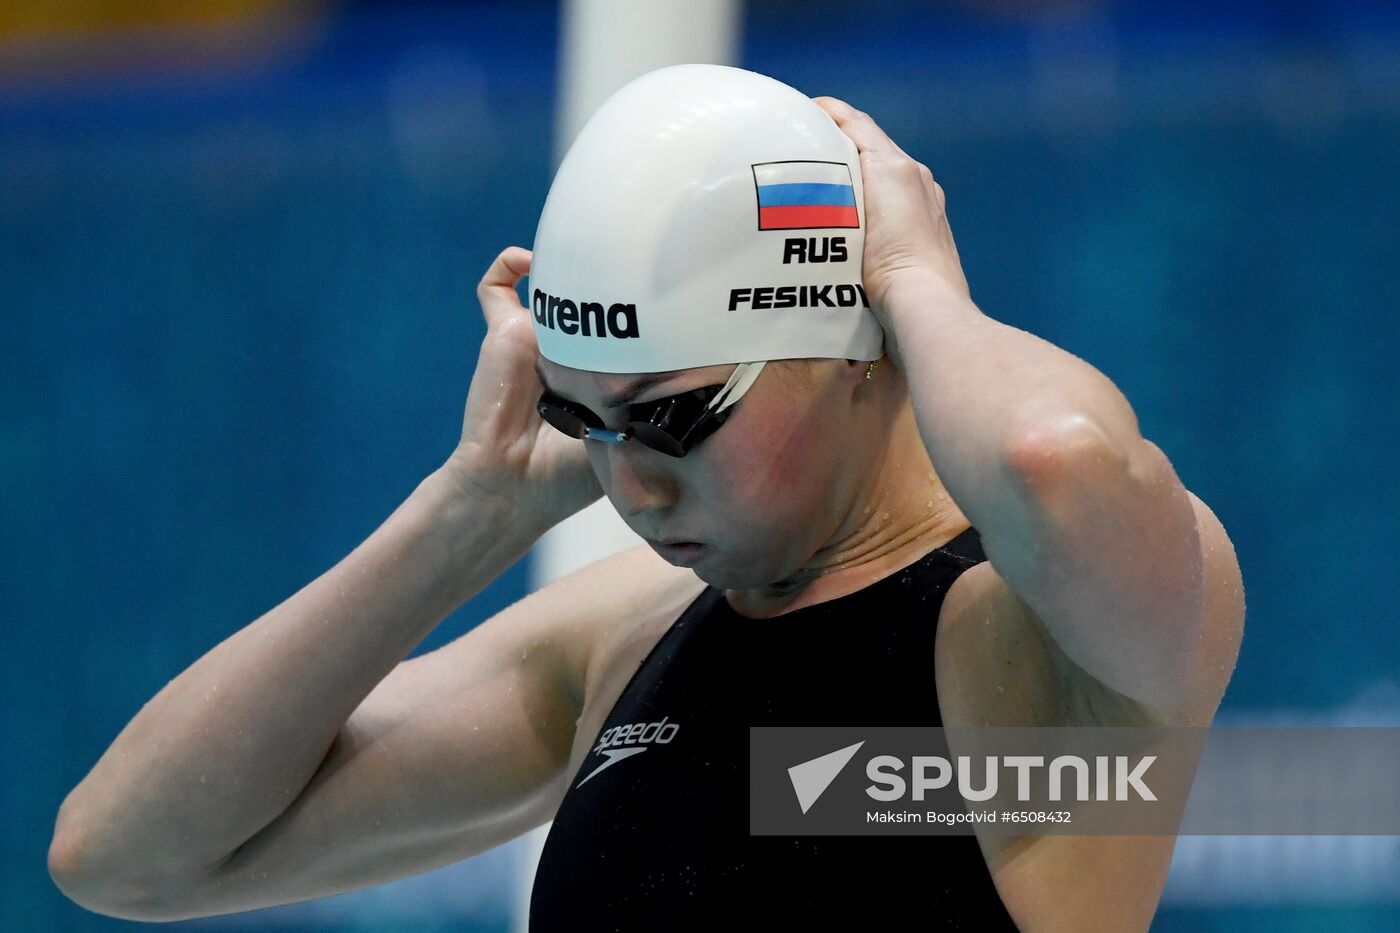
[48,245,616,920]
[47,463,551,917]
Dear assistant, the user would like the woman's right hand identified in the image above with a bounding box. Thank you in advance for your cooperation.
[443,246,603,532]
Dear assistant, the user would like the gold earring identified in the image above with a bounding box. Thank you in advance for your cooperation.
[865,360,878,380]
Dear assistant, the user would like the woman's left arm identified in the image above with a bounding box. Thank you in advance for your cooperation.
[815,96,1244,719]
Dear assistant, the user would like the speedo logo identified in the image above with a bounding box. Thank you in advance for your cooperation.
[728,283,870,311]
[577,715,680,787]
[533,288,640,339]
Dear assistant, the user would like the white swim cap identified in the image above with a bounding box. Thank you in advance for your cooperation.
[528,63,884,374]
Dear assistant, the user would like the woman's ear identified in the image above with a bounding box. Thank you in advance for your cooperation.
[847,357,879,380]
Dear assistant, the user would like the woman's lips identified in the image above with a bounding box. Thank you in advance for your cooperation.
[648,540,710,565]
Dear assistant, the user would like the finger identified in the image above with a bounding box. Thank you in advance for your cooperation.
[812,96,909,160]
[476,246,532,329]
[918,163,946,214]
[811,95,857,123]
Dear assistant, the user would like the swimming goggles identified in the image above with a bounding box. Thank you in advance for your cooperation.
[536,361,766,458]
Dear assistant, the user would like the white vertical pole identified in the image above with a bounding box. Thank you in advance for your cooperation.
[511,2,740,929]
[554,0,743,153]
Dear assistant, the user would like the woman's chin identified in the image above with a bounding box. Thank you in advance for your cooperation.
[690,559,768,592]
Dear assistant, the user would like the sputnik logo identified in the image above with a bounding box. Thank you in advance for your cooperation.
[788,741,865,814]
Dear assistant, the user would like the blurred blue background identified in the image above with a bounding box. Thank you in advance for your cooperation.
[5,0,1398,930]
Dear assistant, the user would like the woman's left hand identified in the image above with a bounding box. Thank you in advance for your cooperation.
[812,96,971,322]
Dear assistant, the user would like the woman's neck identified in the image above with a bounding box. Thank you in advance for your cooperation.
[724,409,969,620]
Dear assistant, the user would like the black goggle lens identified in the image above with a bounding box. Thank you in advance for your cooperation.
[535,396,598,438]
[629,420,687,457]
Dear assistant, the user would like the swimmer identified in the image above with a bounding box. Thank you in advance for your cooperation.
[49,65,1244,932]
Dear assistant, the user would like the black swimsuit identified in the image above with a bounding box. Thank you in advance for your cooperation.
[528,525,1021,931]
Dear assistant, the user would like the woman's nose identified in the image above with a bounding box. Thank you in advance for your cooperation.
[599,444,678,518]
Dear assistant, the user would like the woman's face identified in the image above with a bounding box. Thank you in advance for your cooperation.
[537,356,875,588]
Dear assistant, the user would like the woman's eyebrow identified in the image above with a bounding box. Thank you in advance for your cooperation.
[533,359,677,409]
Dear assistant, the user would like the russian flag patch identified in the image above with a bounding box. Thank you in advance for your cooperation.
[752,160,860,231]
